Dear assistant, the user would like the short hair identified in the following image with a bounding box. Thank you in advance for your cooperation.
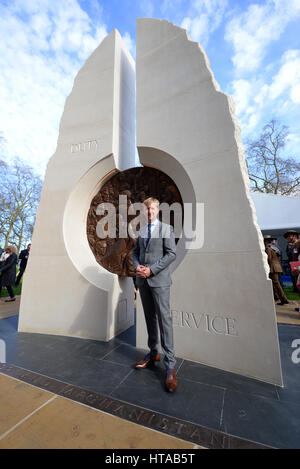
[143,197,160,207]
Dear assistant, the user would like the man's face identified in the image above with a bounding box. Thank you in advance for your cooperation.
[28,244,31,251]
[287,234,297,243]
[146,202,159,222]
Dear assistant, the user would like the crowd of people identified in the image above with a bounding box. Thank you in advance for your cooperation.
[264,229,300,313]
[0,243,31,302]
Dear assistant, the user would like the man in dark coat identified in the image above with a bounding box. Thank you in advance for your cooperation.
[15,243,31,286]
[0,246,18,302]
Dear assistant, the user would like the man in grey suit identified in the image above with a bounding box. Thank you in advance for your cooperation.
[132,197,177,392]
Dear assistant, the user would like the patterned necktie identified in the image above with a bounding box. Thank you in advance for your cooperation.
[145,223,152,247]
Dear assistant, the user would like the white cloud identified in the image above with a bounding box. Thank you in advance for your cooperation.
[230,48,300,139]
[225,0,300,74]
[230,78,263,134]
[231,79,253,114]
[248,49,300,113]
[122,32,136,58]
[268,50,300,104]
[224,0,300,153]
[0,0,108,174]
[139,0,154,17]
[181,0,228,45]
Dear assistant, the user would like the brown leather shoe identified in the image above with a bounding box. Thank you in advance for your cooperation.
[165,368,178,392]
[135,353,160,369]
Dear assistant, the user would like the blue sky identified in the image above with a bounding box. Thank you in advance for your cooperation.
[0,0,300,175]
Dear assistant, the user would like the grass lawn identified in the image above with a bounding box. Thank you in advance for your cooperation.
[0,274,22,298]
[283,287,300,301]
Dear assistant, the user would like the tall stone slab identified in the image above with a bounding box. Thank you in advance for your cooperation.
[18,29,136,341]
[136,18,283,385]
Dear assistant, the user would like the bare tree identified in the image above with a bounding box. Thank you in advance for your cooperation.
[0,158,42,250]
[246,119,300,195]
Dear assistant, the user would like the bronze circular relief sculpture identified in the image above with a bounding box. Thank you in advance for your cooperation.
[87,166,183,277]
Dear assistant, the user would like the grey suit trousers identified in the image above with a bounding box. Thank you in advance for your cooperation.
[139,281,176,370]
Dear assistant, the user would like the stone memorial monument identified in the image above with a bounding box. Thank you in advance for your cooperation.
[18,18,283,386]
[135,19,282,386]
[18,29,136,341]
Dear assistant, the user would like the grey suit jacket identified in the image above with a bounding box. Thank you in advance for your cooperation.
[132,221,176,287]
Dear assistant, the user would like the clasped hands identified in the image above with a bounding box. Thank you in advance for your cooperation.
[136,265,152,278]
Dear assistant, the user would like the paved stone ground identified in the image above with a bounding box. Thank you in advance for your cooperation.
[276,299,300,326]
[0,296,300,449]
[0,295,20,320]
[0,372,202,449]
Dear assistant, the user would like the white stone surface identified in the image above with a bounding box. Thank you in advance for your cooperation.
[18,29,135,341]
[136,18,283,385]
